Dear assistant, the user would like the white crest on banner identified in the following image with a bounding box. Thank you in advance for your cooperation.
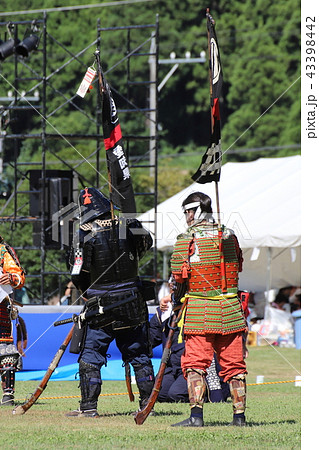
[210,38,220,85]
[110,97,118,125]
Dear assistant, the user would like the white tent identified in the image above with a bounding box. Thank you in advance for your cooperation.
[138,155,301,293]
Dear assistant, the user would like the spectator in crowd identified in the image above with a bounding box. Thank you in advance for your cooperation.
[290,293,301,313]
[271,294,289,311]
[60,281,83,305]
[149,305,187,403]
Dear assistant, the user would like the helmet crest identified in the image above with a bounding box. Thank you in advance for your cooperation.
[78,187,114,224]
[82,188,92,205]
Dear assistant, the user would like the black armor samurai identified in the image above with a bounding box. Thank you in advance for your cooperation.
[66,187,155,418]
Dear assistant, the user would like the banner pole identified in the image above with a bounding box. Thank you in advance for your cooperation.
[206,10,227,293]
[94,49,115,221]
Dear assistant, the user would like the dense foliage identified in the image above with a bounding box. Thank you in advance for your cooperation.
[0,0,300,300]
[0,0,301,165]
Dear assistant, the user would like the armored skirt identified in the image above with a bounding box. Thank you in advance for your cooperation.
[183,294,246,336]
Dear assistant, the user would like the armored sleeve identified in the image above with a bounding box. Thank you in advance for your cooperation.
[231,234,243,272]
[127,219,153,259]
[2,248,25,289]
[222,227,243,272]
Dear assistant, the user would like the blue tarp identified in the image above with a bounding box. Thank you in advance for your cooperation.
[15,305,161,380]
[16,359,162,381]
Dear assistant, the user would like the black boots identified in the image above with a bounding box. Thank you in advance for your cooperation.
[66,408,99,418]
[171,370,206,427]
[66,360,101,417]
[171,416,204,427]
[171,370,247,427]
[172,413,245,427]
[228,414,246,427]
[172,406,204,427]
[1,392,14,406]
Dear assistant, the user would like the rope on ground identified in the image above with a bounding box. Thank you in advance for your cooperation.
[247,379,297,386]
[15,392,140,401]
[15,379,299,402]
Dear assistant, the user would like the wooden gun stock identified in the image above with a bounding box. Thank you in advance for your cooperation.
[125,361,135,402]
[134,299,188,425]
[12,324,75,415]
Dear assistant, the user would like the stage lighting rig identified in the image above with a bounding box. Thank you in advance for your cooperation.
[16,21,40,58]
[0,23,20,61]
[0,20,40,61]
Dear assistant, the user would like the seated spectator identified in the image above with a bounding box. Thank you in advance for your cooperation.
[290,293,301,313]
[47,295,60,306]
[149,306,230,403]
[271,294,288,311]
[60,281,83,305]
[276,286,298,313]
[149,306,187,403]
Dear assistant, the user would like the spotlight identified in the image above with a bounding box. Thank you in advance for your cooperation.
[0,38,20,61]
[16,34,39,58]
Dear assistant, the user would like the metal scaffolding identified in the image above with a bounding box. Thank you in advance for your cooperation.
[0,13,159,304]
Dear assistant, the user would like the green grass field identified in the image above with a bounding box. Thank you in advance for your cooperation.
[0,346,301,449]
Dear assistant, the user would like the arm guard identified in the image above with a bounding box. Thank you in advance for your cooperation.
[171,280,187,306]
[16,315,27,356]
[127,219,153,259]
[2,249,26,289]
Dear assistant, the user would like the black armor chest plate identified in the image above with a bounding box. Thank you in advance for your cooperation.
[88,224,139,287]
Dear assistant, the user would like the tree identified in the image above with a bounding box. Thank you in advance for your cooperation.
[0,0,301,298]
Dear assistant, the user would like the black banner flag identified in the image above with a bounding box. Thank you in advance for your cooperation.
[96,52,136,214]
[192,12,223,184]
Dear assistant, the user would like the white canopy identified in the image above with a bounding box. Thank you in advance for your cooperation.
[139,155,301,292]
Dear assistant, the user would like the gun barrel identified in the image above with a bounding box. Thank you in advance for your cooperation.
[54,317,75,327]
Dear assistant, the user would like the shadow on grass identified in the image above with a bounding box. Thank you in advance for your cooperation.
[204,419,297,427]
[14,400,48,407]
[97,410,184,418]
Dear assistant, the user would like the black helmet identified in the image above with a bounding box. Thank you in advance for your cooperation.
[78,187,112,224]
